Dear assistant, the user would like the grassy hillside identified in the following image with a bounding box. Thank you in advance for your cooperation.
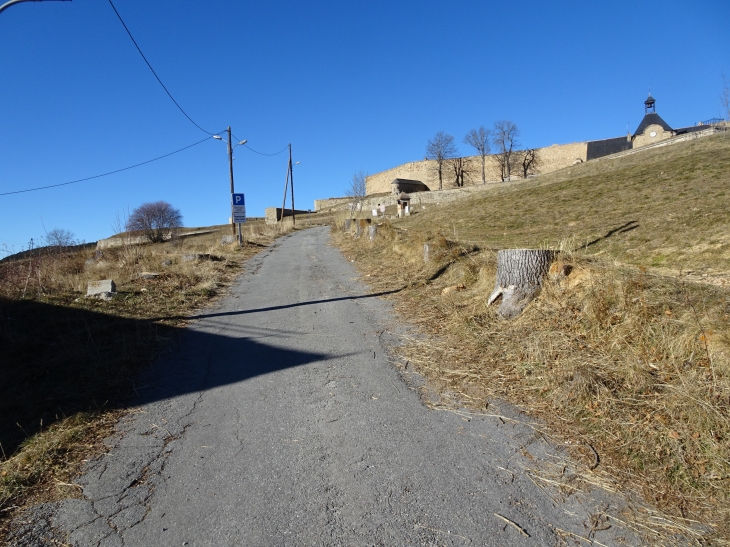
[333,133,730,544]
[404,134,730,279]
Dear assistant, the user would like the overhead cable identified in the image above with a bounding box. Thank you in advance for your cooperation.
[107,0,215,136]
[0,136,214,196]
[242,143,290,156]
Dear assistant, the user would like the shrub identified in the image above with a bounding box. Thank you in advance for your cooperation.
[126,201,182,244]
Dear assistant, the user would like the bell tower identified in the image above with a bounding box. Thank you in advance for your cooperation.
[644,93,656,114]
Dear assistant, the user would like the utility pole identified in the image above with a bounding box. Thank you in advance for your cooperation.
[227,126,236,236]
[279,162,289,228]
[289,144,296,226]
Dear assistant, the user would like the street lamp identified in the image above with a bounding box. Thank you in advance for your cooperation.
[0,0,70,16]
[213,128,246,237]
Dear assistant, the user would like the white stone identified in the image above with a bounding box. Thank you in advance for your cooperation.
[87,279,116,296]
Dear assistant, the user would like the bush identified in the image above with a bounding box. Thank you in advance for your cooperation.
[125,201,182,243]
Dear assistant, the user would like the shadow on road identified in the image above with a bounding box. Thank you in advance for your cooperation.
[149,287,405,322]
[0,297,330,458]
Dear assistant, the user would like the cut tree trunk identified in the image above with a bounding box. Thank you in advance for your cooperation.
[488,249,556,319]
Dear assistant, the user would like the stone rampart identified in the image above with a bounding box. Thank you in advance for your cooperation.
[365,141,588,196]
[265,207,313,224]
[313,197,354,211]
[596,127,721,162]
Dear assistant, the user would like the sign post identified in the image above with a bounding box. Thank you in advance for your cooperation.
[231,193,246,247]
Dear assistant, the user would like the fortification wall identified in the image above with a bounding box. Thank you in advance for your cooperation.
[313,197,353,211]
[365,141,588,196]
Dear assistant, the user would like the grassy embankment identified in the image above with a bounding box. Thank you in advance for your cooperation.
[0,218,296,535]
[332,134,730,543]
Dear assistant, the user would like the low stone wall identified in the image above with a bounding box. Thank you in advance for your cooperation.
[596,127,721,162]
[313,197,353,211]
[265,207,314,224]
[356,182,526,215]
[96,229,217,250]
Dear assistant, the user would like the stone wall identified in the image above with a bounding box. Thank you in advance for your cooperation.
[365,141,589,196]
[265,207,313,224]
[313,197,354,211]
[598,126,721,162]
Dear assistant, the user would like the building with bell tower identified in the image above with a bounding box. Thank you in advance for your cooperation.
[631,93,674,148]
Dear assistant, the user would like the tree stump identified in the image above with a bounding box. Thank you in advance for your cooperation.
[368,225,377,240]
[344,219,352,231]
[488,249,556,319]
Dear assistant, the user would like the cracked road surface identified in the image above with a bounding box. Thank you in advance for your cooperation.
[10,227,642,546]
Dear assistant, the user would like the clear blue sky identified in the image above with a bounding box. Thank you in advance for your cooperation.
[1,0,728,254]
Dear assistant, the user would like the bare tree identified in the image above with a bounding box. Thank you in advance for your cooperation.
[126,201,183,243]
[492,120,520,181]
[448,157,473,187]
[519,149,540,178]
[43,227,76,248]
[464,126,491,184]
[426,131,457,190]
[345,170,368,218]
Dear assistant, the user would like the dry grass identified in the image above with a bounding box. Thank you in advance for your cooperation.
[331,135,730,543]
[0,219,293,537]
[404,133,730,282]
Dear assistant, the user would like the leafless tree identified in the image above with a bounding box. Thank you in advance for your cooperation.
[126,201,183,243]
[464,126,491,184]
[492,120,520,181]
[519,149,540,178]
[448,157,473,187]
[43,227,76,248]
[345,170,368,218]
[426,131,458,189]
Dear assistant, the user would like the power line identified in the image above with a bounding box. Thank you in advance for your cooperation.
[0,136,214,196]
[107,0,215,136]
[242,142,289,156]
[231,132,288,156]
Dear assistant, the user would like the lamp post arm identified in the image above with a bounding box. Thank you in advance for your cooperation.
[0,0,70,15]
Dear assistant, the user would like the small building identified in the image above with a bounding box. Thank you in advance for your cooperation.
[631,93,675,148]
[396,191,411,217]
[586,94,719,160]
[391,178,429,195]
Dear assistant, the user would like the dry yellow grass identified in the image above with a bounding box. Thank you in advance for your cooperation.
[332,135,730,543]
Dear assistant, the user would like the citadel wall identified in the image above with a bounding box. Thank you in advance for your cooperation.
[365,141,588,196]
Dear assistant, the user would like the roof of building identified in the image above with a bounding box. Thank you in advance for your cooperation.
[398,191,411,201]
[634,112,673,136]
[391,178,427,186]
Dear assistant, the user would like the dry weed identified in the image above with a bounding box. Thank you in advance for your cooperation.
[0,222,292,535]
[332,217,730,542]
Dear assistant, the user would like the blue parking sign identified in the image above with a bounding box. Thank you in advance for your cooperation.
[231,193,246,223]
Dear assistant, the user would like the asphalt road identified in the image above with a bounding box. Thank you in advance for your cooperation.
[11,227,642,546]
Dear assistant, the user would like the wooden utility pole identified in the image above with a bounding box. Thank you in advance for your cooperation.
[289,144,296,226]
[279,162,290,227]
[227,126,236,236]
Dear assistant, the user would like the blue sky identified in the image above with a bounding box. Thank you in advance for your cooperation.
[1,0,728,254]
